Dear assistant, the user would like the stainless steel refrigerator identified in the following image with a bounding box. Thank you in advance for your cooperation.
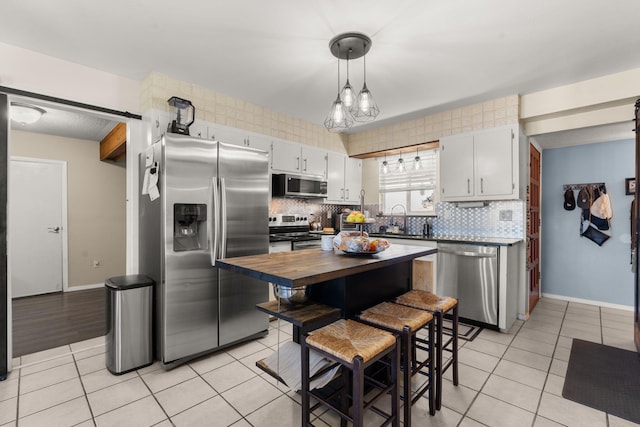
[139,133,269,369]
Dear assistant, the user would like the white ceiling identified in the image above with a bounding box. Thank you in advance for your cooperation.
[2,0,640,145]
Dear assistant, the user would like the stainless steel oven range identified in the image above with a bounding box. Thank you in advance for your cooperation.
[268,213,322,250]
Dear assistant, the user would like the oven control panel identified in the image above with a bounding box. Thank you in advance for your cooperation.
[268,213,309,227]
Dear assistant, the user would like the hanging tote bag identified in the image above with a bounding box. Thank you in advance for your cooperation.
[580,209,610,246]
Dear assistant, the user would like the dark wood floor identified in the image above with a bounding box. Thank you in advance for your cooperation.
[12,288,106,357]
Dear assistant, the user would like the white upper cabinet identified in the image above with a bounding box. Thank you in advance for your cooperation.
[440,125,518,201]
[271,139,327,178]
[326,152,362,204]
[208,124,272,164]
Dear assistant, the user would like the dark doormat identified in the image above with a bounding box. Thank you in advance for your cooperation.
[442,319,482,342]
[562,339,640,424]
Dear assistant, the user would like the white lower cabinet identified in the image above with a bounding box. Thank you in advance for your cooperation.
[326,152,362,204]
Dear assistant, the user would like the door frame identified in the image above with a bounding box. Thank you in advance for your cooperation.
[9,156,69,294]
[1,87,145,376]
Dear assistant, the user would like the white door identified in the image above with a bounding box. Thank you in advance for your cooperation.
[9,158,67,298]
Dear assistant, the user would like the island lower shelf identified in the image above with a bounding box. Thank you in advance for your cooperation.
[255,301,341,386]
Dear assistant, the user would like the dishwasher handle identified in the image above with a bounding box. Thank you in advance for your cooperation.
[438,247,497,258]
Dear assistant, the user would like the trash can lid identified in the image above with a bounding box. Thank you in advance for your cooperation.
[105,274,154,290]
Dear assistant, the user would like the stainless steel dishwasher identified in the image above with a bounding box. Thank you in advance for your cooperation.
[436,242,498,327]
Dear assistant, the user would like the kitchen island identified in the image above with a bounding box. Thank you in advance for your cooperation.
[217,244,437,319]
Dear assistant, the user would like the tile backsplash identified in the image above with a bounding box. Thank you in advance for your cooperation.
[270,198,525,239]
[432,200,525,238]
[269,198,358,229]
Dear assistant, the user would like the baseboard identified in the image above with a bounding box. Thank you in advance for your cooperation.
[65,283,104,292]
[542,292,633,312]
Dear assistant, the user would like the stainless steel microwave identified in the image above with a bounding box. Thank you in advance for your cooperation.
[272,174,327,198]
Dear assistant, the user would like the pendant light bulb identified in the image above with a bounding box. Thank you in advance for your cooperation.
[351,43,380,122]
[324,94,353,132]
[397,157,405,172]
[340,50,356,108]
[324,48,353,132]
[414,148,422,170]
[382,154,388,174]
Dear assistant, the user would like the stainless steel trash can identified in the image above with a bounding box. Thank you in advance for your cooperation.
[105,274,154,375]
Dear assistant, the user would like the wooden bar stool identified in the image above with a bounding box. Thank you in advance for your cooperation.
[394,290,458,410]
[301,319,400,427]
[357,302,435,426]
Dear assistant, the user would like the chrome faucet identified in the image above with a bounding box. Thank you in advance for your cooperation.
[390,203,407,234]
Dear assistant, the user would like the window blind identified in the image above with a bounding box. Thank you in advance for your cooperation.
[379,150,437,193]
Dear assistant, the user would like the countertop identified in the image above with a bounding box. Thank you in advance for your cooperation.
[369,233,523,246]
[216,244,437,288]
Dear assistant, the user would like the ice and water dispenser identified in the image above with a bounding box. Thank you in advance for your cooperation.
[173,203,207,251]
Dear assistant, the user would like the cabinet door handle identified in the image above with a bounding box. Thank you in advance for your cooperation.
[341,188,344,199]
[467,178,471,194]
[304,158,307,171]
[481,177,484,193]
[345,188,349,200]
[296,157,300,170]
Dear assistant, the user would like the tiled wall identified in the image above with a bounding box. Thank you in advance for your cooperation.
[348,96,520,156]
[432,200,525,238]
[269,198,525,239]
[269,198,358,230]
[140,72,519,158]
[140,72,348,154]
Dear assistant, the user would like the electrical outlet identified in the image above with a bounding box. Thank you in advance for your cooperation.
[327,211,331,219]
[499,210,513,221]
[92,260,101,268]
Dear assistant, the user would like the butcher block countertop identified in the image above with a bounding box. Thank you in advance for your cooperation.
[216,244,437,288]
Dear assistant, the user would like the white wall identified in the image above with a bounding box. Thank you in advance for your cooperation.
[540,139,634,307]
[0,42,140,113]
[11,131,127,287]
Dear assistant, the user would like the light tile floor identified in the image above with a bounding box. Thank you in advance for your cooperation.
[2,297,639,427]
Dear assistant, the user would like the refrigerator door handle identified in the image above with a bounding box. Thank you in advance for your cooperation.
[220,177,228,258]
[211,176,220,265]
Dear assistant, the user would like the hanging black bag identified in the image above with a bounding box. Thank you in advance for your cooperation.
[580,208,610,246]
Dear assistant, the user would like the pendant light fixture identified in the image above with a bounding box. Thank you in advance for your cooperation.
[382,153,389,174]
[397,156,405,172]
[350,37,379,122]
[323,47,353,132]
[414,148,422,170]
[324,32,379,131]
[339,49,356,109]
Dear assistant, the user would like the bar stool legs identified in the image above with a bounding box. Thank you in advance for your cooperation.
[357,301,435,426]
[301,319,400,427]
[432,304,459,409]
[395,290,459,411]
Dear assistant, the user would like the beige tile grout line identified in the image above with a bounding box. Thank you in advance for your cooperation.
[15,343,105,370]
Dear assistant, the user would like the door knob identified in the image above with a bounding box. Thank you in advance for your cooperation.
[48,226,61,233]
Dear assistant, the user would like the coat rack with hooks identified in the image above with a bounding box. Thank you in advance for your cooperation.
[562,182,605,192]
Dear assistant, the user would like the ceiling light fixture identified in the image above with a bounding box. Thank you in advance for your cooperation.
[10,102,46,125]
[324,43,353,132]
[414,148,422,170]
[340,49,356,109]
[382,153,389,174]
[397,156,405,172]
[324,32,379,131]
